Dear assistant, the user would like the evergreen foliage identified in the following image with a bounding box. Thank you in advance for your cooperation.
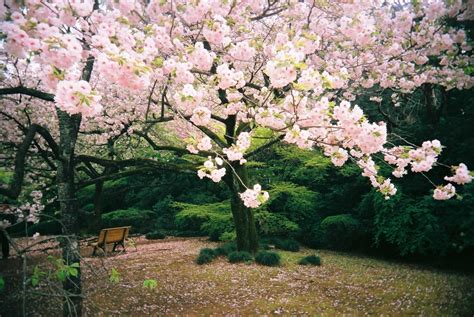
[145,231,167,240]
[214,242,237,256]
[298,255,321,266]
[227,251,253,263]
[196,248,217,265]
[255,251,281,266]
[101,208,155,233]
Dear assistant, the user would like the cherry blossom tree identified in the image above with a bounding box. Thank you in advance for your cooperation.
[1,0,474,313]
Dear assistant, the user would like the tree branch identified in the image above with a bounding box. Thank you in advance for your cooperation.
[0,124,57,198]
[244,135,284,159]
[0,87,55,102]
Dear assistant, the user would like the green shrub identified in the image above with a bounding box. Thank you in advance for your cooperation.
[255,251,280,266]
[255,211,299,237]
[102,208,155,233]
[196,248,217,265]
[174,201,231,235]
[219,231,236,242]
[298,255,321,266]
[266,182,320,233]
[202,214,234,242]
[368,187,474,256]
[259,237,299,251]
[320,214,361,250]
[274,238,300,252]
[82,203,94,213]
[227,251,253,263]
[214,242,237,256]
[304,224,327,249]
[173,230,204,237]
[145,230,166,240]
[152,195,176,230]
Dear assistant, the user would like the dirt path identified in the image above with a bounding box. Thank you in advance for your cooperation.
[1,237,474,316]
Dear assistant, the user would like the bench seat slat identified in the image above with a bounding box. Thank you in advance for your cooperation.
[93,226,131,256]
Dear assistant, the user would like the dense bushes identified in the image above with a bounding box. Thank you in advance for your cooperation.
[368,186,474,256]
[266,182,320,234]
[101,208,155,233]
[196,248,217,265]
[255,211,299,238]
[145,230,167,240]
[152,195,176,231]
[298,255,321,266]
[215,242,237,256]
[274,238,300,252]
[227,251,253,263]
[174,201,232,237]
[255,251,280,266]
[260,237,300,252]
[319,214,361,251]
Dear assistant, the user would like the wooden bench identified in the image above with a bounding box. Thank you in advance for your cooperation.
[92,226,131,256]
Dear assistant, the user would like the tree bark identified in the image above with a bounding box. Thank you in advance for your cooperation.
[0,229,10,259]
[56,109,82,317]
[224,164,258,253]
[423,83,442,125]
[90,180,103,232]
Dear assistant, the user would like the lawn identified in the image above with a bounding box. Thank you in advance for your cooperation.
[1,237,473,315]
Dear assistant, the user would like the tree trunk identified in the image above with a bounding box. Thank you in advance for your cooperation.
[224,164,258,253]
[423,83,442,125]
[89,180,103,232]
[56,110,82,317]
[0,229,9,259]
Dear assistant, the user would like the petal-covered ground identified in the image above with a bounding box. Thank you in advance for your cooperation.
[1,237,474,316]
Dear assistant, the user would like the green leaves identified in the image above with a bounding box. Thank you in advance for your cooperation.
[29,258,80,288]
[142,279,158,290]
[109,268,121,284]
[46,256,80,282]
[0,275,4,292]
[31,266,46,287]
[56,264,78,282]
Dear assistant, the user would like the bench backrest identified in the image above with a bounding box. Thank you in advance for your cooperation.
[98,226,130,244]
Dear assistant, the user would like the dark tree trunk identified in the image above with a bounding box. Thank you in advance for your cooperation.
[423,83,443,125]
[0,229,9,259]
[56,110,82,317]
[89,180,103,232]
[224,164,258,253]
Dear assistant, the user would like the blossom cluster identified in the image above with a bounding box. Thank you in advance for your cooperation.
[432,164,473,200]
[7,190,44,224]
[445,164,473,185]
[197,157,226,183]
[240,184,269,208]
[1,0,474,210]
[223,132,251,164]
[55,80,102,117]
[216,63,245,90]
[384,140,443,177]
[187,136,213,154]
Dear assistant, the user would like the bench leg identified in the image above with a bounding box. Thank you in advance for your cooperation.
[112,242,126,253]
[93,244,106,256]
